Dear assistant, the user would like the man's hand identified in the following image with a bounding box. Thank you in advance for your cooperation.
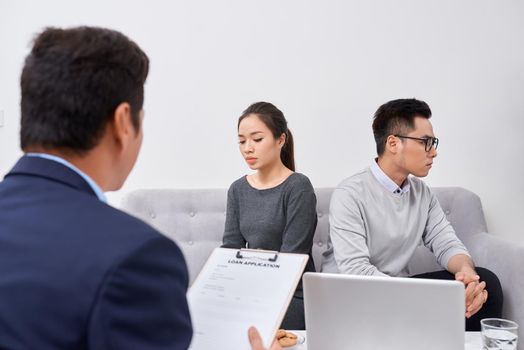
[448,254,488,318]
[455,269,487,318]
[248,326,283,350]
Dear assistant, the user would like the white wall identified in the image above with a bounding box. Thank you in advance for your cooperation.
[1,0,523,245]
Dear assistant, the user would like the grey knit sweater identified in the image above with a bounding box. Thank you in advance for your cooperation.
[326,167,469,277]
[222,173,317,280]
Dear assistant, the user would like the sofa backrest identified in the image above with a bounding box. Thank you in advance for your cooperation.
[120,187,487,284]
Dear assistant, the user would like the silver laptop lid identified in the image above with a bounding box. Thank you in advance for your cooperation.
[303,272,464,350]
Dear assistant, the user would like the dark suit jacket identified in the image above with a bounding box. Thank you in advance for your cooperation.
[0,156,193,349]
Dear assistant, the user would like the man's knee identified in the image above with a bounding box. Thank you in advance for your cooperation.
[476,267,503,309]
[476,267,501,291]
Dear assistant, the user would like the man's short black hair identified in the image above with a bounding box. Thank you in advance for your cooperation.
[20,26,149,154]
[372,98,432,156]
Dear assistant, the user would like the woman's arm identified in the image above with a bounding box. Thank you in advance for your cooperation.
[280,180,317,254]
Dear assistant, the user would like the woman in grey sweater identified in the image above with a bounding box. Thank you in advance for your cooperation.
[222,102,317,330]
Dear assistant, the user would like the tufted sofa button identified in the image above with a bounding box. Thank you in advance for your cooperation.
[318,212,323,218]
[317,242,323,247]
[445,210,450,215]
[149,211,156,219]
[189,211,195,217]
[188,240,194,245]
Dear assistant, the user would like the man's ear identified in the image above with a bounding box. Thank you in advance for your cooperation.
[385,135,399,155]
[111,102,134,151]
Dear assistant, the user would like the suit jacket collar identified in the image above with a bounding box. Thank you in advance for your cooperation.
[5,155,97,198]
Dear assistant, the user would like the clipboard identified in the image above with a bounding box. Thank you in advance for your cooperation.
[187,247,309,350]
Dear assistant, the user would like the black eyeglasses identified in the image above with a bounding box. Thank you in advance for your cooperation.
[394,135,439,152]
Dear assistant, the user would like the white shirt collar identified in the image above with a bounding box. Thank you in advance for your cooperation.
[370,159,410,195]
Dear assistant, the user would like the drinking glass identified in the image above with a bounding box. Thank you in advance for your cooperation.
[481,318,518,350]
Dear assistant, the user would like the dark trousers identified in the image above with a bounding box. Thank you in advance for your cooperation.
[411,267,503,331]
[281,296,305,330]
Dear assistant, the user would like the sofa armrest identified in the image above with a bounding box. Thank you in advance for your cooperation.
[464,232,524,346]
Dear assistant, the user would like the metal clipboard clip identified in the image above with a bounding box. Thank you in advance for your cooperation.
[235,248,279,262]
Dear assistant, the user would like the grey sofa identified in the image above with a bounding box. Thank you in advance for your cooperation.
[121,187,523,345]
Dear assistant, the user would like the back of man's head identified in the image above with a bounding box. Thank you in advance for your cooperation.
[20,26,149,155]
[372,98,432,156]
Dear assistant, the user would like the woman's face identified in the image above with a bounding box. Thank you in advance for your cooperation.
[238,114,284,171]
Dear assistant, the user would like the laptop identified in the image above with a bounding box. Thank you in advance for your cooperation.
[303,272,465,350]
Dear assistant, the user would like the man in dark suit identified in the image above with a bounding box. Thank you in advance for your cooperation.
[0,27,279,350]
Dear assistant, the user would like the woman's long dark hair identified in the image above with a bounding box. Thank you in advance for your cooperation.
[238,102,295,171]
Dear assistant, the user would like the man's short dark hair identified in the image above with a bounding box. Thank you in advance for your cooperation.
[20,26,149,154]
[372,98,432,156]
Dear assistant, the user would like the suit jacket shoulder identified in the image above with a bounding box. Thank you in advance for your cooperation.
[0,156,192,349]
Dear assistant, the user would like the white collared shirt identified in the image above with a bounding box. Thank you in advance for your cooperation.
[370,158,410,195]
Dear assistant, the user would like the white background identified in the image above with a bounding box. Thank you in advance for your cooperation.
[1,1,523,245]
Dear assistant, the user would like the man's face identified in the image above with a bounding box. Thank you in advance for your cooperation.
[397,116,438,177]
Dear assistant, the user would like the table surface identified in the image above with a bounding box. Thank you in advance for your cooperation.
[286,331,482,349]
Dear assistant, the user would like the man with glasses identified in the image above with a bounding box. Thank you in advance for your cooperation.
[324,98,502,331]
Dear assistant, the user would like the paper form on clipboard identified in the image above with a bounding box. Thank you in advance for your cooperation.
[187,247,309,350]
